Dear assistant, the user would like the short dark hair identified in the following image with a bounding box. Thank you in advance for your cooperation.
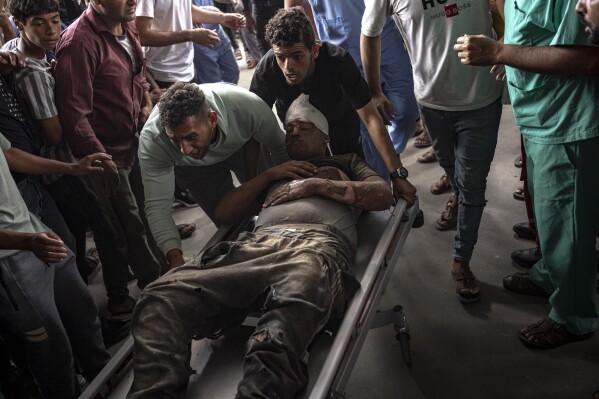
[8,0,59,22]
[158,83,210,129]
[265,7,315,49]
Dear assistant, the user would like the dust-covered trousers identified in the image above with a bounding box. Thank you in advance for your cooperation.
[128,224,355,399]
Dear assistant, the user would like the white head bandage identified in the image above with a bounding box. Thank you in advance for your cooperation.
[285,94,329,135]
[285,94,332,155]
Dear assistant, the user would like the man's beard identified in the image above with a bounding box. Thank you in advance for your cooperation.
[579,13,599,45]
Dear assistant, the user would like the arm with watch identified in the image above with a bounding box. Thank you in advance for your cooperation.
[356,101,417,208]
[390,165,409,179]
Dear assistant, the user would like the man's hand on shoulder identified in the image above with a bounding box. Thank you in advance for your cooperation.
[391,177,417,208]
[0,50,25,75]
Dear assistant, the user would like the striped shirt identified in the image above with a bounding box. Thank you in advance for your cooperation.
[2,38,75,184]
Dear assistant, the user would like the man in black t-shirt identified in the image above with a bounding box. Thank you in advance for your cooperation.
[249,6,416,206]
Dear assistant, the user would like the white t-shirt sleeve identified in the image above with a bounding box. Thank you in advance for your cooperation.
[361,0,393,37]
[136,0,155,18]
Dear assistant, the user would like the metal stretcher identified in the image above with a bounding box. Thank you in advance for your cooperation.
[80,199,418,399]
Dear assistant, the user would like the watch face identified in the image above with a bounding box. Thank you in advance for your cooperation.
[390,167,408,179]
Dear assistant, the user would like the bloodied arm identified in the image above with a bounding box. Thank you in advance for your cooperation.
[263,175,393,211]
[214,160,317,225]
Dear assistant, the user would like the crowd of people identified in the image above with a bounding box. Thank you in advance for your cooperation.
[0,0,597,398]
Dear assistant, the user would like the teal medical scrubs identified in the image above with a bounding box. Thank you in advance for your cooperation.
[505,0,599,334]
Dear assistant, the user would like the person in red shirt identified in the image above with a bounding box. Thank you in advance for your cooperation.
[55,0,162,315]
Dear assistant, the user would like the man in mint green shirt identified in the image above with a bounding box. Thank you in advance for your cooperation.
[455,0,599,348]
[139,82,288,269]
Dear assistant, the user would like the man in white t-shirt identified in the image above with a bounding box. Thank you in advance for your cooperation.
[361,0,503,304]
[135,0,245,87]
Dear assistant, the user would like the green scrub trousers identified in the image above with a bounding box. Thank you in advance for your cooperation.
[525,136,599,335]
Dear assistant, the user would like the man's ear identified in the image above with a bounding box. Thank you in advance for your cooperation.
[13,18,24,32]
[312,43,320,59]
[208,110,218,127]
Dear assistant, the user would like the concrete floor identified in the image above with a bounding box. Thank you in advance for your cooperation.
[344,102,599,399]
[90,60,599,399]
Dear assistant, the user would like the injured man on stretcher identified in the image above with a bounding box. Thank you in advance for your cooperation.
[128,94,395,399]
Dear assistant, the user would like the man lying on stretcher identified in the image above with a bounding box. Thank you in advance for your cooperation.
[128,94,394,399]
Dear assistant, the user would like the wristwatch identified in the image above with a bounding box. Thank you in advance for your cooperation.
[390,166,409,179]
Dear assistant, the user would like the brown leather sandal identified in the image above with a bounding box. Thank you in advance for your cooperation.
[177,223,196,240]
[435,194,457,231]
[413,131,432,148]
[417,148,437,163]
[502,272,550,297]
[430,174,451,195]
[451,269,481,303]
[518,318,594,349]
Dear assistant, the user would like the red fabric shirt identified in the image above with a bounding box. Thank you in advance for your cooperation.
[55,5,150,167]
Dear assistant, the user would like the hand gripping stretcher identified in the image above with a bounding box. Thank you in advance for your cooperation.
[80,199,418,399]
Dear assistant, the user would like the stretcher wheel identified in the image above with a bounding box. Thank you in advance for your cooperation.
[412,209,424,228]
[395,332,412,365]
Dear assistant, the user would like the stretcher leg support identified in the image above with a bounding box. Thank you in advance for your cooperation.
[370,305,411,365]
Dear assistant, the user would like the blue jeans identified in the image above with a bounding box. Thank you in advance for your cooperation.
[17,177,76,253]
[419,98,502,262]
[0,250,110,398]
[193,23,239,84]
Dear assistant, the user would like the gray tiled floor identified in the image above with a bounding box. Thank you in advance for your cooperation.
[89,59,599,398]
